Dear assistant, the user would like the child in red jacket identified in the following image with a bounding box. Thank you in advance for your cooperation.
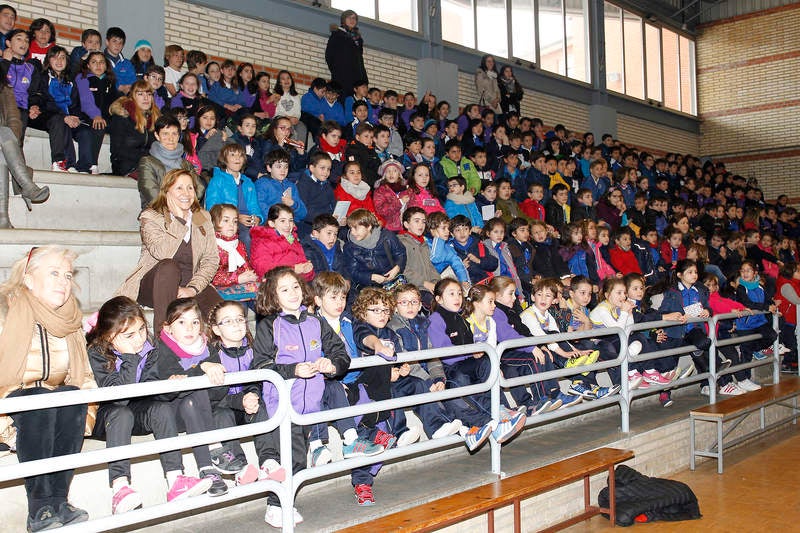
[608,228,642,275]
[209,203,260,297]
[660,227,686,269]
[519,182,546,221]
[250,203,314,280]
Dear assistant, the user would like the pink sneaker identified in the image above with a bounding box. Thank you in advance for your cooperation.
[112,485,142,515]
[166,474,213,502]
[642,370,672,385]
[258,459,286,482]
[628,371,644,390]
[235,464,260,486]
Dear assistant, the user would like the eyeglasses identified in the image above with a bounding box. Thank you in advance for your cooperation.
[396,300,420,307]
[367,308,392,315]
[217,316,247,327]
[277,126,293,131]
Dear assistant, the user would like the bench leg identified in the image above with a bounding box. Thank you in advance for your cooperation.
[690,417,696,471]
[487,508,494,533]
[608,465,617,528]
[583,474,590,511]
[717,420,724,474]
[514,499,521,533]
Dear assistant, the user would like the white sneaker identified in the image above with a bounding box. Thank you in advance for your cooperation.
[396,426,421,447]
[89,164,99,175]
[264,505,303,528]
[778,344,791,355]
[628,341,643,357]
[700,385,710,396]
[737,378,761,391]
[432,419,463,439]
[719,382,745,396]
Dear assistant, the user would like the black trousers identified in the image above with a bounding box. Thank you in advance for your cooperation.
[8,386,86,517]
[92,400,184,484]
[212,402,280,466]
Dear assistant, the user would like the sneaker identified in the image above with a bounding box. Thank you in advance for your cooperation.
[781,363,798,374]
[778,344,791,355]
[718,358,732,371]
[719,382,745,396]
[679,362,696,379]
[568,381,597,399]
[211,446,248,474]
[57,502,88,526]
[700,385,710,396]
[752,350,769,361]
[546,396,564,411]
[373,430,397,450]
[628,340,643,357]
[258,459,286,482]
[464,423,493,452]
[564,353,589,369]
[529,397,552,415]
[310,445,332,467]
[557,392,583,409]
[200,469,228,497]
[51,160,68,172]
[89,164,99,175]
[431,419,462,439]
[642,370,672,385]
[235,463,260,485]
[343,437,385,458]
[397,426,421,447]
[166,474,213,501]
[27,505,62,532]
[628,371,644,390]
[737,378,762,391]
[354,483,375,506]
[264,505,303,528]
[111,485,142,515]
[659,392,674,408]
[761,347,775,357]
[593,384,621,399]
[491,411,526,444]
[67,166,78,173]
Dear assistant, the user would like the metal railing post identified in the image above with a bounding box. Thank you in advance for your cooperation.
[620,325,630,434]
[773,313,781,384]
[488,345,502,476]
[708,316,718,404]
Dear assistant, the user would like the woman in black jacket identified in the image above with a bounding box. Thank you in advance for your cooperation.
[325,10,368,102]
[108,79,159,177]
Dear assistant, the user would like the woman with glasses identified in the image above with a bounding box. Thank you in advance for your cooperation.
[262,115,307,172]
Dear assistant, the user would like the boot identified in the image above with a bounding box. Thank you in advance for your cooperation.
[0,127,50,209]
[0,166,12,229]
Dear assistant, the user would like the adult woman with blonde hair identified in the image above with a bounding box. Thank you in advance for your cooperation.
[0,245,96,531]
[118,168,221,331]
[109,79,161,176]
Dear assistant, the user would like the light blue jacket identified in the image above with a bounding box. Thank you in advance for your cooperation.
[254,176,308,223]
[204,167,264,221]
[444,197,484,228]
[427,236,469,283]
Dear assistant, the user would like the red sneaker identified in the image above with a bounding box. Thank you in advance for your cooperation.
[354,483,375,506]
[373,430,397,450]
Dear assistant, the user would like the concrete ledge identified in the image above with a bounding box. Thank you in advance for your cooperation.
[23,128,113,175]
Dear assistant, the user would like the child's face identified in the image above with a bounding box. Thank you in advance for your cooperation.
[275,273,304,313]
[616,234,631,251]
[403,211,427,237]
[579,192,593,206]
[446,146,462,161]
[383,167,403,185]
[311,224,338,249]
[321,129,342,147]
[269,209,295,236]
[452,224,471,244]
[510,137,522,150]
[598,229,610,245]
[496,285,516,307]
[488,223,505,244]
[407,140,421,154]
[445,123,458,138]
[482,185,497,201]
[546,160,557,174]
[164,308,202,346]
[384,94,398,108]
[368,90,382,105]
[83,34,101,52]
[88,54,108,77]
[211,305,247,346]
[436,283,463,312]
[343,165,363,185]
[325,91,339,103]
[146,71,164,90]
[315,290,347,320]
[511,225,530,242]
[348,223,372,241]
[472,292,496,318]
[746,232,760,245]
[105,36,124,56]
[356,131,374,146]
[309,159,332,182]
[180,75,198,96]
[504,154,519,169]
[644,231,658,245]
[413,167,430,188]
[627,280,644,301]
[570,283,592,307]
[238,118,257,138]
[668,233,683,248]
[8,32,28,57]
[226,150,246,173]
[448,180,465,195]
[411,117,425,131]
[570,228,582,244]
[430,222,450,240]
[267,160,289,181]
[375,131,390,150]
[471,152,487,167]
[354,106,369,121]
[216,207,238,238]
[110,317,147,355]
[395,290,422,320]
[606,284,627,307]
[421,140,436,159]
[168,50,185,68]
[678,266,699,286]
[704,278,719,293]
[198,110,216,131]
[531,224,548,243]
[761,235,773,248]
[529,187,544,202]
[497,182,512,200]
[554,189,569,205]
[48,51,68,74]
[534,288,555,311]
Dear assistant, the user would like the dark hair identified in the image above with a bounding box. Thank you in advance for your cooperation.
[308,151,333,167]
[402,206,426,224]
[273,69,297,96]
[209,202,238,230]
[28,18,55,44]
[479,54,498,73]
[463,284,495,317]
[236,62,258,94]
[80,28,101,43]
[256,266,313,315]
[508,217,530,237]
[325,80,342,95]
[186,50,207,70]
[219,59,240,91]
[87,296,149,371]
[81,51,116,86]
[267,203,293,223]
[105,27,126,42]
[153,114,181,135]
[431,278,463,312]
[43,45,70,81]
[320,120,342,136]
[191,105,218,133]
[406,162,436,195]
[449,214,472,231]
[163,297,203,330]
[312,214,339,232]
[672,259,698,286]
[265,148,291,168]
[207,300,253,348]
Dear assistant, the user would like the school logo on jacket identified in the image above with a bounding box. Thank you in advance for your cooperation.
[449,332,458,337]
[309,339,320,351]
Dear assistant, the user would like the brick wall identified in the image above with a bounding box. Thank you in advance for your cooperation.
[618,113,700,156]
[697,4,800,201]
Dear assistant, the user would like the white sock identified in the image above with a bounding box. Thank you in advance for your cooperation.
[343,428,358,446]
[308,439,323,451]
[646,368,656,373]
[111,477,129,491]
[208,442,223,450]
[166,470,181,486]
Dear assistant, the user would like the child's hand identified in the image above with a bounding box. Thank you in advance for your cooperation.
[656,329,667,343]
[242,392,260,414]
[239,269,258,283]
[200,362,226,385]
[315,357,336,374]
[295,362,318,378]
[466,253,480,263]
[532,347,546,364]
[429,381,445,392]
[295,262,313,274]
[698,309,710,318]
[472,351,484,359]
[495,210,503,218]
[390,367,400,382]
[168,374,187,380]
[385,265,401,280]
[662,312,685,323]
[398,363,411,377]
[377,340,396,360]
[620,300,634,313]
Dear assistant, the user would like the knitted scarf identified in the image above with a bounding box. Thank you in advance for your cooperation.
[340,178,371,201]
[150,141,186,171]
[215,232,246,272]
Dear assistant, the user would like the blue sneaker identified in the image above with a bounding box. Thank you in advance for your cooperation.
[491,411,526,444]
[557,392,583,409]
[752,350,768,361]
[568,381,597,400]
[464,423,492,452]
[529,397,552,415]
[593,384,621,399]
[342,437,384,459]
[310,445,332,467]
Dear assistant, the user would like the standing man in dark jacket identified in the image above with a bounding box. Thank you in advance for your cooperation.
[325,10,368,105]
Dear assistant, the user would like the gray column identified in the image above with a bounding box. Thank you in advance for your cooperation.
[98,0,165,65]
[588,0,617,138]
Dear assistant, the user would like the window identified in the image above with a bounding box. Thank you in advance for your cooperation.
[604,2,623,93]
[645,24,662,102]
[623,11,643,99]
[477,0,508,58]
[679,36,696,115]
[661,28,680,110]
[331,0,418,32]
[442,0,475,49]
[565,0,589,83]
[539,0,565,76]
[511,0,536,62]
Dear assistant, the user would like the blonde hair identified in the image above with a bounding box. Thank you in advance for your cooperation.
[0,246,78,301]
[128,80,161,133]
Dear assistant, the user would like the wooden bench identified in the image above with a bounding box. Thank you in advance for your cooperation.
[339,447,634,533]
[690,376,800,474]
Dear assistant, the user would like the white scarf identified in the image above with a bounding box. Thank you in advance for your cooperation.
[340,178,371,201]
[216,237,246,272]
[447,191,476,205]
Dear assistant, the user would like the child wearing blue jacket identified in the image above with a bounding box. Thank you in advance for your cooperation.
[255,149,307,226]
[734,260,778,369]
[427,211,470,286]
[444,176,484,229]
[204,143,264,252]
[449,215,498,284]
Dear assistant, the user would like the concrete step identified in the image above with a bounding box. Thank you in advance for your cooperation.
[6,171,141,232]
[0,228,141,311]
[23,127,112,174]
